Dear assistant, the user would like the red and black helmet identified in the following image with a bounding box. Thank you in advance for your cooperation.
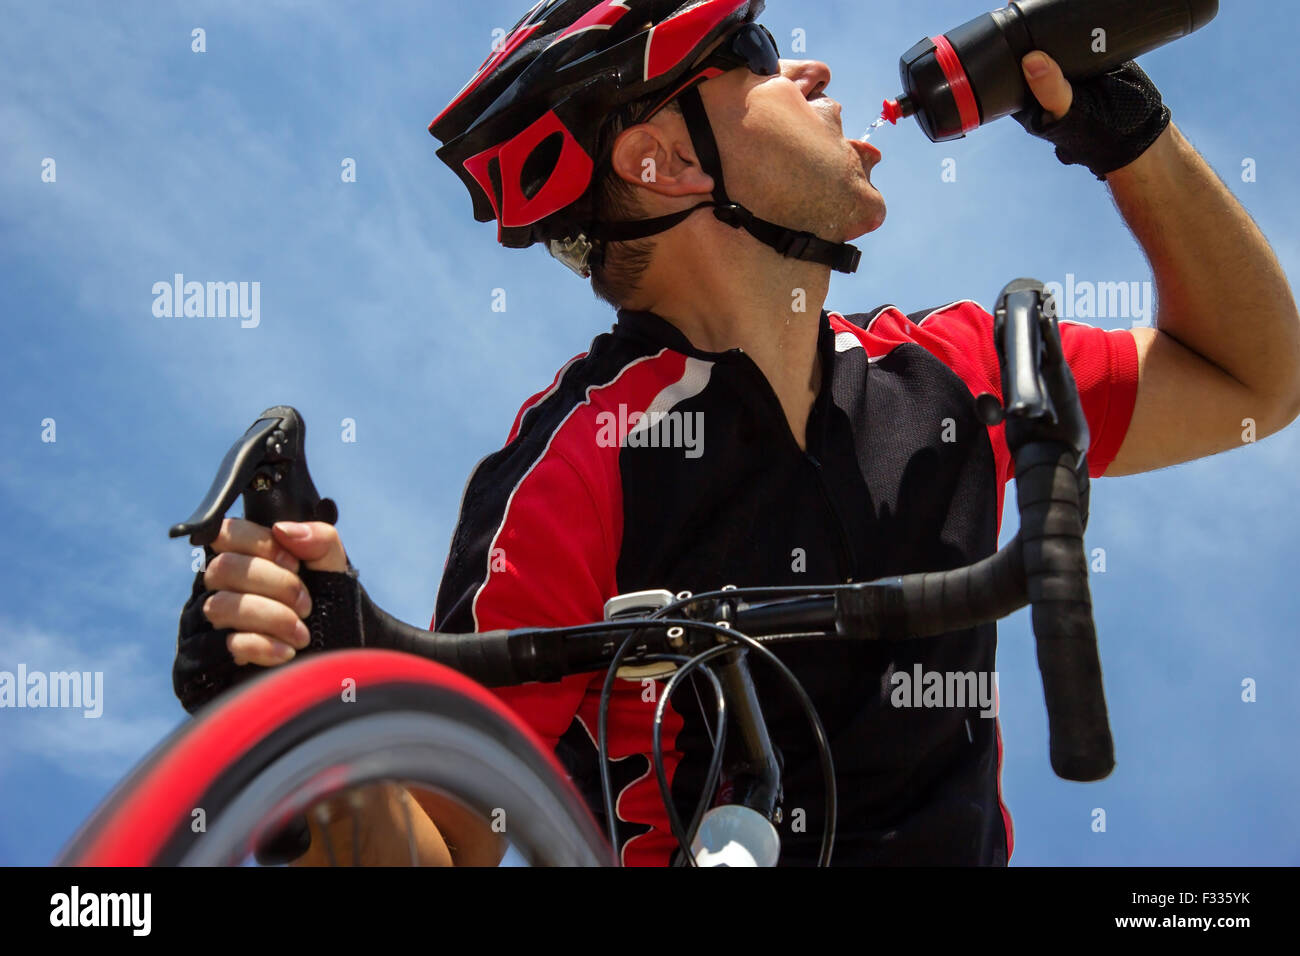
[430,0,761,246]
[430,0,861,277]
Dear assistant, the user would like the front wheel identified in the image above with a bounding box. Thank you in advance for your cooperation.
[56,650,614,866]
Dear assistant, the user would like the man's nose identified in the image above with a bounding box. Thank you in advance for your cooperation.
[781,59,833,99]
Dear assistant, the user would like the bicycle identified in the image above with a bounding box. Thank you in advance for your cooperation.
[56,278,1115,867]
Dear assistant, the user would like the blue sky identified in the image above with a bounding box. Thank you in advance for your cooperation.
[1,0,1297,866]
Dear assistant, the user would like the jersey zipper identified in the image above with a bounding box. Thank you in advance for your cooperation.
[723,348,858,583]
[805,454,857,582]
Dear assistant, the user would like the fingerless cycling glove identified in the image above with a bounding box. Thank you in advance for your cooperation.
[1014,60,1171,180]
[172,547,367,714]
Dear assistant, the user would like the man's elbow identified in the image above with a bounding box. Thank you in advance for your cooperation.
[1277,306,1300,427]
[1279,394,1300,432]
[1253,327,1300,435]
[1258,382,1300,437]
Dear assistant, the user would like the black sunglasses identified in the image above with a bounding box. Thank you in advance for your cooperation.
[699,22,782,77]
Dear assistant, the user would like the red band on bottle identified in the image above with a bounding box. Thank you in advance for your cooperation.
[930,34,981,135]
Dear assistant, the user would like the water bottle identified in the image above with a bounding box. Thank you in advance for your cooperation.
[880,0,1219,142]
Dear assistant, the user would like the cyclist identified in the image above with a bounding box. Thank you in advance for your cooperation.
[174,0,1300,865]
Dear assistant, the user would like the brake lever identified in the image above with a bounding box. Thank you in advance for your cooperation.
[978,279,1091,463]
[170,405,337,546]
[976,278,1092,528]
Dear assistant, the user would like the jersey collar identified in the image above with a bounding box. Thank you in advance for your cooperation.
[613,307,837,364]
[613,308,841,454]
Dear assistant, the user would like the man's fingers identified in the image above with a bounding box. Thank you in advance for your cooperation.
[1022,51,1073,123]
[227,632,298,667]
[203,552,312,618]
[272,522,349,573]
[211,517,300,571]
[204,591,312,649]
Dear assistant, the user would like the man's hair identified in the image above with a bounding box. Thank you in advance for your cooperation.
[588,100,683,309]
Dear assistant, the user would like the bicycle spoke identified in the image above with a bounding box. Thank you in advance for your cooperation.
[350,794,361,867]
[312,803,341,867]
[397,787,419,867]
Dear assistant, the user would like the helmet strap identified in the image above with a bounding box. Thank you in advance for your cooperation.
[676,86,861,275]
[583,88,862,276]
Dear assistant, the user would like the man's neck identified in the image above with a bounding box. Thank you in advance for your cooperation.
[630,226,832,450]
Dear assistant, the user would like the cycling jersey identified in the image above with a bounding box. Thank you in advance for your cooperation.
[433,301,1139,866]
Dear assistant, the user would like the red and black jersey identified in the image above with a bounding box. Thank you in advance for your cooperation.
[433,301,1139,866]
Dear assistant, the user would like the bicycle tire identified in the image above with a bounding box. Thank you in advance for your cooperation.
[55,649,614,866]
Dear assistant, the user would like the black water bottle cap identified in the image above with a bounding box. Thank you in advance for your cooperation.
[896,33,988,143]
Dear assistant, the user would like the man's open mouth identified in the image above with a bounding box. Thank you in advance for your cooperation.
[850,138,882,163]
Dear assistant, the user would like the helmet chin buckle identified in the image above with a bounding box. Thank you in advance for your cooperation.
[547,234,597,279]
[712,203,747,228]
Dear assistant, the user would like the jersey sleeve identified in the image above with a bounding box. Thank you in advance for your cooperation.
[432,451,617,752]
[897,301,1140,481]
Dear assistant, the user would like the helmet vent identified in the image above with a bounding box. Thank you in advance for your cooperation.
[520,130,564,201]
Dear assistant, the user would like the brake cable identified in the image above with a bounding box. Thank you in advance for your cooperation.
[590,615,837,867]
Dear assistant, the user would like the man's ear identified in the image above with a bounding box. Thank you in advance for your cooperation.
[610,115,715,199]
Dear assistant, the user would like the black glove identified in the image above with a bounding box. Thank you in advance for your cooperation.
[1014,60,1171,181]
[172,546,368,714]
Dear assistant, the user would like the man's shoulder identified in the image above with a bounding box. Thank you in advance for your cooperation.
[828,300,993,361]
[502,329,623,445]
[835,299,991,334]
[830,301,1002,400]
[507,326,704,453]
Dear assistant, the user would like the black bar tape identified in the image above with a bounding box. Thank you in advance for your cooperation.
[898,538,1027,638]
[1014,444,1114,781]
[354,587,535,687]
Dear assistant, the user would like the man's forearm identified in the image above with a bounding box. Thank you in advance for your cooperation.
[1105,124,1300,410]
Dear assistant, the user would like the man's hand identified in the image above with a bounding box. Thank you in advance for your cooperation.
[1014,55,1170,181]
[202,518,348,667]
[1021,51,1073,123]
[173,517,356,713]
